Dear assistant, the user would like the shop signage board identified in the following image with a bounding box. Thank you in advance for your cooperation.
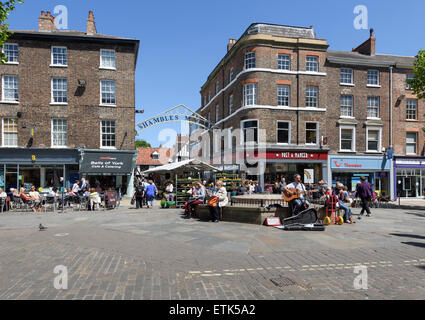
[268,151,328,160]
[80,152,135,176]
[330,157,390,170]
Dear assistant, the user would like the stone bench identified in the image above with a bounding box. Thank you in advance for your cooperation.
[194,204,345,225]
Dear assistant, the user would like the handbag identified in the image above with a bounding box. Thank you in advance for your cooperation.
[130,196,135,205]
[208,196,219,207]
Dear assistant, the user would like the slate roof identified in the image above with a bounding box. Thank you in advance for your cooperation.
[327,50,415,68]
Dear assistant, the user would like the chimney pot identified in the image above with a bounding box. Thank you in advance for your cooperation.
[87,10,97,35]
[39,10,56,32]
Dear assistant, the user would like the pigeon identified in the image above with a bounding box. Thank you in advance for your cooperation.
[39,223,47,231]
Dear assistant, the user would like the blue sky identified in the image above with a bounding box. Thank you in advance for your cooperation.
[7,0,424,147]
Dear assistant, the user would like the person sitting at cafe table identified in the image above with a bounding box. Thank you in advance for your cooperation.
[29,186,44,212]
[283,174,309,216]
[0,188,9,212]
[88,188,101,211]
[19,187,36,213]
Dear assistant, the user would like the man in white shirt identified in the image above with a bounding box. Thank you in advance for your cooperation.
[72,180,80,193]
[284,174,310,215]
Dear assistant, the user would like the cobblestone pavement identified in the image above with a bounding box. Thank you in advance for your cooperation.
[0,204,424,300]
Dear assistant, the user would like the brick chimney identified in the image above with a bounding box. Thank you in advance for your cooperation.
[352,28,376,56]
[38,11,57,32]
[227,38,237,52]
[87,10,97,35]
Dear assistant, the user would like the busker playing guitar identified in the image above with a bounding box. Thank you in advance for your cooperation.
[283,174,310,216]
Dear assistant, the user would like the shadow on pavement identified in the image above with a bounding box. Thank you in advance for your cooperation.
[390,233,425,241]
[401,241,425,248]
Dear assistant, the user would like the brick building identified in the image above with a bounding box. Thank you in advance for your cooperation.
[0,11,139,195]
[194,23,423,199]
[194,23,331,187]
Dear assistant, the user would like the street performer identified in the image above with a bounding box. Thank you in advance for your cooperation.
[283,174,310,215]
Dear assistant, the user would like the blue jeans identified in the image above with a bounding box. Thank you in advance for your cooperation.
[291,198,310,215]
[339,201,352,221]
[146,195,154,207]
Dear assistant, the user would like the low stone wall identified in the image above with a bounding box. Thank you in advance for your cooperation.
[195,204,344,225]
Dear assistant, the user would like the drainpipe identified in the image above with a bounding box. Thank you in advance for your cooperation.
[389,66,395,200]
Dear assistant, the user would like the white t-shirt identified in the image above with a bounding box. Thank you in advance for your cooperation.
[287,182,306,199]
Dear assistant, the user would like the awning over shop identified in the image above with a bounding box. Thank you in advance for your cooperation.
[0,148,79,165]
[142,159,218,174]
[80,150,137,176]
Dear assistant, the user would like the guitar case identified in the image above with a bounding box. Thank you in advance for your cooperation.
[282,208,325,231]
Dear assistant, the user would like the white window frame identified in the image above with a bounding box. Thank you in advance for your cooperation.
[215,104,219,122]
[3,43,19,64]
[277,121,291,144]
[306,56,319,72]
[51,46,68,67]
[339,125,356,152]
[306,86,318,108]
[277,85,290,107]
[243,83,258,106]
[100,80,116,106]
[305,121,319,145]
[366,126,382,153]
[367,96,380,119]
[51,78,68,105]
[406,99,417,120]
[215,81,220,95]
[406,74,415,90]
[229,68,234,83]
[229,94,233,115]
[340,95,353,118]
[100,120,116,149]
[340,68,354,85]
[51,118,68,148]
[278,54,290,71]
[241,119,259,145]
[244,52,256,69]
[406,132,417,155]
[367,69,380,87]
[100,49,116,70]
[2,75,19,103]
[2,118,18,147]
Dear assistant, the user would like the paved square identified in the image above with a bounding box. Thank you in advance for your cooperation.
[0,204,424,300]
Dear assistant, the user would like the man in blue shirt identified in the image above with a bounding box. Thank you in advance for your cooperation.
[355,176,373,217]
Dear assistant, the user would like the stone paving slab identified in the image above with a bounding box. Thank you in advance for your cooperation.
[0,206,424,299]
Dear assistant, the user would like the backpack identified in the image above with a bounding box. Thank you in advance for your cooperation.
[136,185,144,196]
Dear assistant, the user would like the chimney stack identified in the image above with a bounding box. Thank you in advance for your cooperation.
[39,10,57,32]
[227,38,237,52]
[352,28,376,56]
[87,10,97,35]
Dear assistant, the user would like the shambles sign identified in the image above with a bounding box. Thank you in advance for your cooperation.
[80,151,135,176]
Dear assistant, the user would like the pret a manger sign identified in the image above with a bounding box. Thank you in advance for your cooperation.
[267,151,328,160]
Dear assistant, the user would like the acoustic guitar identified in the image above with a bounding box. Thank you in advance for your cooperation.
[282,189,301,202]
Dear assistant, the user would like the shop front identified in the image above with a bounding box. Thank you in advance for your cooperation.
[394,156,425,199]
[263,150,329,186]
[0,148,79,192]
[79,149,137,196]
[329,155,391,196]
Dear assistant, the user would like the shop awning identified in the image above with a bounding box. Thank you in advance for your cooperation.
[142,159,218,174]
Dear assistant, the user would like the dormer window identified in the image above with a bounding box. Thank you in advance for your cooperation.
[152,151,159,160]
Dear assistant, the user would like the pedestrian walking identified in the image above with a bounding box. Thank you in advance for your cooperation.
[145,180,157,208]
[134,183,145,209]
[355,176,373,217]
